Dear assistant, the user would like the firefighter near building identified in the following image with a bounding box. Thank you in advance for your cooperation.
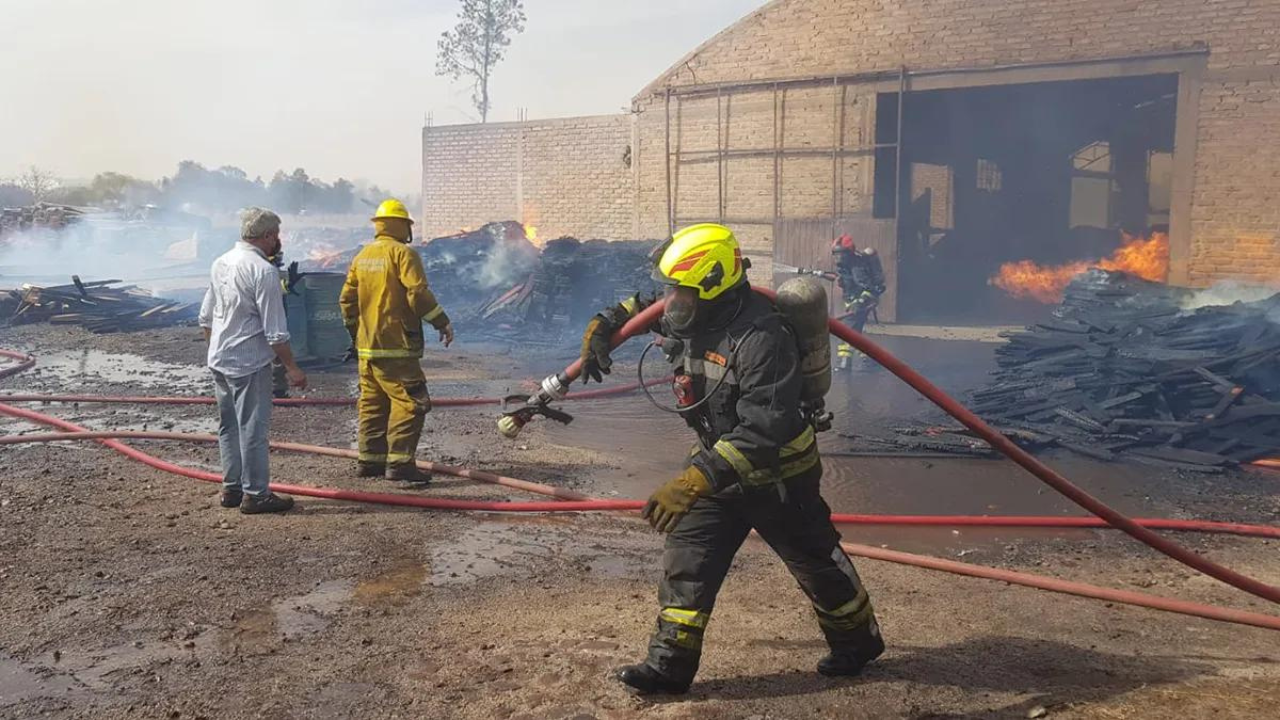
[779,235,887,370]
[339,199,456,483]
[576,223,884,695]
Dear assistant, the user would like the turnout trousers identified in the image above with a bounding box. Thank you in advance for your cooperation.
[836,296,875,366]
[356,357,431,470]
[646,466,881,684]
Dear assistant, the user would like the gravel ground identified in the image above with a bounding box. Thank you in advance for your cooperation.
[1,324,1278,720]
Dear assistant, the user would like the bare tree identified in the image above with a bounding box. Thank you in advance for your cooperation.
[435,0,526,123]
[16,165,58,201]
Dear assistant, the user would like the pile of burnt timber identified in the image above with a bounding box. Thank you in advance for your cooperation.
[969,270,1280,471]
[1,276,198,333]
[0,202,87,241]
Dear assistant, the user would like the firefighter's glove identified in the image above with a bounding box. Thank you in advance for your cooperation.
[286,261,304,295]
[343,325,358,363]
[643,465,712,533]
[579,316,615,385]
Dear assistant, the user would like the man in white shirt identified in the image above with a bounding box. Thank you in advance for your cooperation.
[198,208,307,514]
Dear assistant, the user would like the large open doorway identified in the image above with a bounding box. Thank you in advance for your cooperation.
[879,74,1178,324]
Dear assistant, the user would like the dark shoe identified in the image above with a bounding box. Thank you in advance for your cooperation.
[273,389,290,399]
[818,633,885,677]
[357,462,386,478]
[386,464,431,484]
[616,663,690,696]
[240,493,295,515]
[220,488,243,508]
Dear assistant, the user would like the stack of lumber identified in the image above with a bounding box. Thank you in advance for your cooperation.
[2,276,198,333]
[968,270,1280,470]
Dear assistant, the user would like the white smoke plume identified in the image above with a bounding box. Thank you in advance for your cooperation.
[1180,280,1280,311]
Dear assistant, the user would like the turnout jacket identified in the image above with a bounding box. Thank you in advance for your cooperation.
[604,287,818,492]
[339,236,450,360]
[835,251,886,302]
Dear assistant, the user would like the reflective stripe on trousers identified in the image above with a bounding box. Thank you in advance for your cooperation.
[645,470,880,685]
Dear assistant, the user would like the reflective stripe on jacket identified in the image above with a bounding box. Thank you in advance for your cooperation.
[339,236,450,360]
[679,291,817,491]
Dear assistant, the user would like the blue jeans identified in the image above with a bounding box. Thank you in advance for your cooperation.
[212,365,273,496]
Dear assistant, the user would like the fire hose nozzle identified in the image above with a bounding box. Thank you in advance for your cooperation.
[534,372,571,405]
[496,373,575,439]
[497,413,526,439]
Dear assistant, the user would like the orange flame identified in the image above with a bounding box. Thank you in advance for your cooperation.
[522,223,543,247]
[992,232,1170,304]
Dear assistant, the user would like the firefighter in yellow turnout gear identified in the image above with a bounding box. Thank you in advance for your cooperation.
[339,199,454,482]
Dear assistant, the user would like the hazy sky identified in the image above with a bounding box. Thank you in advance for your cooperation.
[0,0,764,194]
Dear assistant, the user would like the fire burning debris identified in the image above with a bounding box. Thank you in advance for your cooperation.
[970,269,1280,470]
[992,231,1171,303]
[300,221,663,340]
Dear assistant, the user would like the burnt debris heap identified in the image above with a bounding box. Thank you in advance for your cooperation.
[306,222,663,342]
[2,276,198,333]
[970,270,1280,471]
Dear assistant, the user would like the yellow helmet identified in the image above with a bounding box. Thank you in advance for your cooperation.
[371,198,413,223]
[652,223,746,301]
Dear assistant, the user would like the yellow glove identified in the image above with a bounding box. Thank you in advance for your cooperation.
[643,465,712,533]
[579,316,614,384]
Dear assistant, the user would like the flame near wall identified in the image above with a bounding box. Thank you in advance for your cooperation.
[992,232,1171,303]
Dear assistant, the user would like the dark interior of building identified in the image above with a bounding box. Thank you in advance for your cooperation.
[876,74,1178,324]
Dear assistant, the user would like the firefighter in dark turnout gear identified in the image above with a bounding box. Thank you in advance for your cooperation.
[831,234,886,370]
[579,224,883,695]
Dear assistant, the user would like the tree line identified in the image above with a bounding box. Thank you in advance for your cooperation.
[1,162,392,216]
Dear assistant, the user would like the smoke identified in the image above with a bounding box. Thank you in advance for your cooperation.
[0,220,201,291]
[1180,280,1280,311]
[477,240,529,290]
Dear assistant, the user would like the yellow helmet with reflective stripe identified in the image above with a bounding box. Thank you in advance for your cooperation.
[652,223,746,301]
[371,198,414,223]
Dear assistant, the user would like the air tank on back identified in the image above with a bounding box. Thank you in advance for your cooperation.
[775,276,831,402]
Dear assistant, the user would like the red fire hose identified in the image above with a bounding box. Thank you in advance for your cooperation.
[3,428,1280,539]
[4,298,1280,629]
[3,407,1279,632]
[804,293,1280,604]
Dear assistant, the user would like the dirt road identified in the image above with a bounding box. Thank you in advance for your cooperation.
[1,325,1278,719]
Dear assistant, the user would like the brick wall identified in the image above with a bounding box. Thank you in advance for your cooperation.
[421,114,636,241]
[1188,78,1280,284]
[631,0,1280,287]
[422,1,1280,287]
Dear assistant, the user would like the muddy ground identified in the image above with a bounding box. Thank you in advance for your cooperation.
[1,324,1278,719]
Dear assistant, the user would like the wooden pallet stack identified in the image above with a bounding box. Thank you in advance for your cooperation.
[2,276,198,333]
[969,270,1280,471]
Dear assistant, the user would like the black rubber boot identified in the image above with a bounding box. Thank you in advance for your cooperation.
[220,488,243,509]
[240,493,295,515]
[387,464,431,484]
[356,462,386,478]
[817,632,885,677]
[616,664,690,696]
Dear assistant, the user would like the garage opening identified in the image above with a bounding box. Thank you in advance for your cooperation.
[877,74,1178,324]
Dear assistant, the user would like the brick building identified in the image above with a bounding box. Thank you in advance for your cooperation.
[424,0,1280,322]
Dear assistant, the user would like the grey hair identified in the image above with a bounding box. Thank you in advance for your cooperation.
[240,207,282,240]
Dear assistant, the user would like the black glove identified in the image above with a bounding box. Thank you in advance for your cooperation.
[343,325,358,363]
[580,316,615,384]
[286,261,305,295]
